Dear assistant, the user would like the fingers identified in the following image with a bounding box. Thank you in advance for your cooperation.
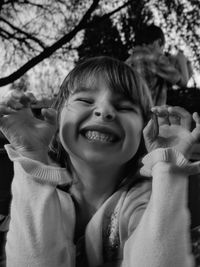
[0,105,17,118]
[191,112,200,142]
[151,106,170,126]
[143,113,158,142]
[21,92,37,107]
[2,90,37,110]
[193,112,200,125]
[151,105,192,130]
[41,108,57,126]
[4,92,24,110]
[168,106,192,130]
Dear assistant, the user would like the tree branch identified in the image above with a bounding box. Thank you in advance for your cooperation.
[0,0,132,87]
[0,16,46,49]
[88,0,133,27]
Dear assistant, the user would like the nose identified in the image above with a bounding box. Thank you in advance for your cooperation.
[94,106,115,121]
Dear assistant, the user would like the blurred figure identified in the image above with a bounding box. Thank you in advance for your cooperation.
[126,24,192,106]
[167,49,193,83]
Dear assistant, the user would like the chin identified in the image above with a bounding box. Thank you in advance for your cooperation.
[83,152,113,164]
[82,150,131,167]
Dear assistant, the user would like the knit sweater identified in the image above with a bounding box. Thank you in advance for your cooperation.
[5,145,195,267]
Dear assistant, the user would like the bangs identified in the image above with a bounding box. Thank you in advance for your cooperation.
[53,56,153,121]
[67,57,141,105]
[67,67,101,95]
[103,63,141,105]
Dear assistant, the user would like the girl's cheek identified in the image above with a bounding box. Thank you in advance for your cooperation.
[63,102,75,112]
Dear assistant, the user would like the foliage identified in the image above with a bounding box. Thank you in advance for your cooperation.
[0,0,200,96]
[74,0,200,81]
[77,15,128,61]
[119,0,154,53]
[0,0,99,87]
[0,0,131,90]
[145,0,200,70]
[0,0,90,61]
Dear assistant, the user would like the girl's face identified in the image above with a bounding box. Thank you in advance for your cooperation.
[59,76,144,167]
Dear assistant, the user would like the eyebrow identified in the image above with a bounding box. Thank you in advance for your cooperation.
[71,86,140,105]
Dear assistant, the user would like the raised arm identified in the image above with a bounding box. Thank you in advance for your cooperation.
[0,91,75,267]
[151,54,182,85]
[122,106,200,267]
[167,51,193,86]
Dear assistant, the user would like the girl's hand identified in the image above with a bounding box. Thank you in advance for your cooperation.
[0,90,57,161]
[143,105,200,159]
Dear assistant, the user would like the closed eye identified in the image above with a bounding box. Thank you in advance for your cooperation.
[76,98,94,104]
[116,105,136,112]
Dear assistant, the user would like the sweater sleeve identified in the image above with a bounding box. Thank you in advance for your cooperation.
[119,180,152,245]
[122,155,195,267]
[4,145,75,267]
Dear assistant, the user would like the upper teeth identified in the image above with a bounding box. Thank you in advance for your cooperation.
[84,130,115,142]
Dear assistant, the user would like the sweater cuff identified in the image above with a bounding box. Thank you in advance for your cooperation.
[5,144,72,186]
[140,148,200,177]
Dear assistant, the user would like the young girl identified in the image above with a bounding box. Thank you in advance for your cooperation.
[0,56,200,267]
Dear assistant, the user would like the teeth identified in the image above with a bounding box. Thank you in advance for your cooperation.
[84,130,115,142]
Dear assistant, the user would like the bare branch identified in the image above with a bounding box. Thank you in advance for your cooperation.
[0,0,132,87]
[89,0,133,26]
[0,16,46,49]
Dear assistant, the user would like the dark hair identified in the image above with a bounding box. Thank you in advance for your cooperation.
[135,24,165,47]
[48,56,153,183]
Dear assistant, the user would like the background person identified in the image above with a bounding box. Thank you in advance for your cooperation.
[126,24,192,106]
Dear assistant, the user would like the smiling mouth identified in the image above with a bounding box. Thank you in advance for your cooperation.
[82,130,119,143]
